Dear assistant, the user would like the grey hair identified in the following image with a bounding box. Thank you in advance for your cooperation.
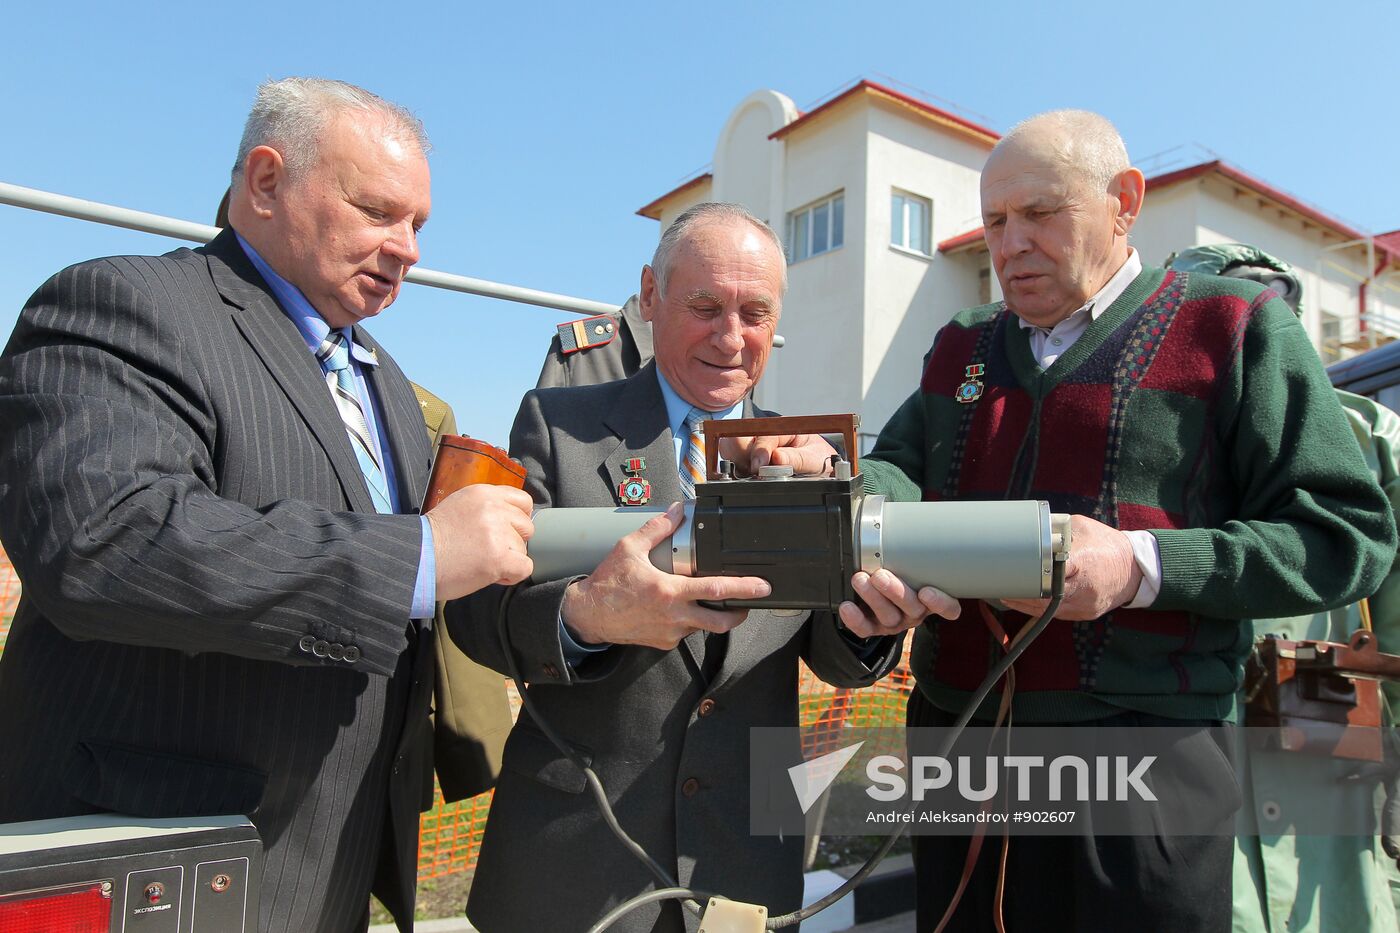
[651,202,788,296]
[993,109,1130,193]
[231,77,430,182]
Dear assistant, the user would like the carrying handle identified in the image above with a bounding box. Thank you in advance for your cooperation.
[701,414,860,480]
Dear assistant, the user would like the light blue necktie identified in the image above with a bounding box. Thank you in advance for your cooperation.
[679,407,708,499]
[315,332,393,514]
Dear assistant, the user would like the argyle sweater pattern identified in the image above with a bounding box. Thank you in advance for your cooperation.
[863,266,1397,722]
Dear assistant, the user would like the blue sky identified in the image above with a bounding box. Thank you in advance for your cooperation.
[3,1,1396,445]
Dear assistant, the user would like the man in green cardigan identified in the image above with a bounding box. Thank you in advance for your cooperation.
[856,110,1398,932]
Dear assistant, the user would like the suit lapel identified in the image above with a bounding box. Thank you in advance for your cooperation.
[355,325,430,509]
[205,232,376,514]
[599,363,682,508]
[597,365,710,672]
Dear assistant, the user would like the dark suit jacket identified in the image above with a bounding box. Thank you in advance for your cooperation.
[0,231,434,933]
[453,362,902,933]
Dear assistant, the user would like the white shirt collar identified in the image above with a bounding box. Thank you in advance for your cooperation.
[1017,248,1143,333]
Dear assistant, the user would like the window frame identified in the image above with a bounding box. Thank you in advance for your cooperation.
[787,192,845,264]
[890,189,933,257]
[1320,310,1344,365]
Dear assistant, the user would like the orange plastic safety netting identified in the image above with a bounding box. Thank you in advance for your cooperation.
[0,547,19,653]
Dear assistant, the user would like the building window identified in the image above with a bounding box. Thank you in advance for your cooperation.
[890,190,931,255]
[1320,312,1343,364]
[788,193,844,263]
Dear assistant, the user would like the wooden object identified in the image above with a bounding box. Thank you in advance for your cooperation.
[700,414,860,480]
[421,434,526,513]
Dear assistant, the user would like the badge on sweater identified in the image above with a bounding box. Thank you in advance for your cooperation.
[617,456,652,506]
[956,364,985,404]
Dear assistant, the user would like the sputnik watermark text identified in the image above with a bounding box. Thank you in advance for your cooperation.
[865,754,1156,802]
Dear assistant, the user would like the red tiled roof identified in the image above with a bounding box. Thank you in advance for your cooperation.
[1375,230,1400,268]
[1147,160,1368,242]
[936,228,987,254]
[636,172,713,220]
[637,81,998,222]
[768,80,999,148]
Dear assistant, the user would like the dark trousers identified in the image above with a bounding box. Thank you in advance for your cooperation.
[907,689,1237,933]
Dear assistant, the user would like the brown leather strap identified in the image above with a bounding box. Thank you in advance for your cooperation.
[930,603,1021,933]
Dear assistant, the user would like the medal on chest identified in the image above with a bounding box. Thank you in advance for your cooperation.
[956,363,986,404]
[617,457,652,506]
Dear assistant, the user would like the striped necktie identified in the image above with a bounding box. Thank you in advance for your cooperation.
[315,332,394,514]
[679,407,708,499]
[679,407,726,677]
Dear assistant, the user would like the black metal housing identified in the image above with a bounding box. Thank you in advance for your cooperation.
[692,473,861,610]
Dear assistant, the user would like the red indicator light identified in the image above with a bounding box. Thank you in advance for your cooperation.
[0,881,112,932]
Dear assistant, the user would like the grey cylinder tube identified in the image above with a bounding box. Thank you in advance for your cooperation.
[528,506,680,580]
[866,499,1052,598]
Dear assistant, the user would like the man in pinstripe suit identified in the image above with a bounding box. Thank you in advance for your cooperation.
[0,78,533,932]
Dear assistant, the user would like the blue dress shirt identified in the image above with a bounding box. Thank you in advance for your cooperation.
[236,235,436,620]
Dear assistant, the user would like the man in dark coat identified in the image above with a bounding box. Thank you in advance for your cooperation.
[456,203,958,932]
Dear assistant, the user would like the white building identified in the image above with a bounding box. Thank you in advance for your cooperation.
[637,81,1400,448]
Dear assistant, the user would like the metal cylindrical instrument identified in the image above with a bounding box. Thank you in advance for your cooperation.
[527,495,1063,601]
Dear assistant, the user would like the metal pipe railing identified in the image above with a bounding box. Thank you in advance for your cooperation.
[0,182,621,317]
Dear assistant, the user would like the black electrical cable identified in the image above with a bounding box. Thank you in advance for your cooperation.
[585,888,722,933]
[765,556,1067,928]
[498,552,1069,932]
[496,584,715,921]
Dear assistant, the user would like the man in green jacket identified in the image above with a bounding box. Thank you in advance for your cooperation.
[1169,243,1400,933]
[857,110,1397,932]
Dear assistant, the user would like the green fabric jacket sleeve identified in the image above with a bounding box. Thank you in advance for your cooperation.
[1334,391,1400,709]
[1343,392,1400,638]
[862,378,934,503]
[1152,298,1398,617]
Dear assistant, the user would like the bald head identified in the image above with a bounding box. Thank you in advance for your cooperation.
[980,109,1145,327]
[988,110,1130,196]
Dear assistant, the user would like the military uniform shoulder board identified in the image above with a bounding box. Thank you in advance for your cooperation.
[410,382,451,437]
[557,314,619,355]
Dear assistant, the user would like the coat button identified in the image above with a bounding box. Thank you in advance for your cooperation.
[344,646,361,663]
[698,699,716,717]
[298,635,316,653]
[681,778,700,797]
[312,639,329,658]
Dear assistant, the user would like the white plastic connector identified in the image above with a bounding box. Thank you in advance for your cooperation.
[697,897,767,932]
[1050,513,1073,561]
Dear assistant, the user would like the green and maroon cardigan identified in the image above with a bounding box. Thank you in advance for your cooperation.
[863,266,1396,722]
